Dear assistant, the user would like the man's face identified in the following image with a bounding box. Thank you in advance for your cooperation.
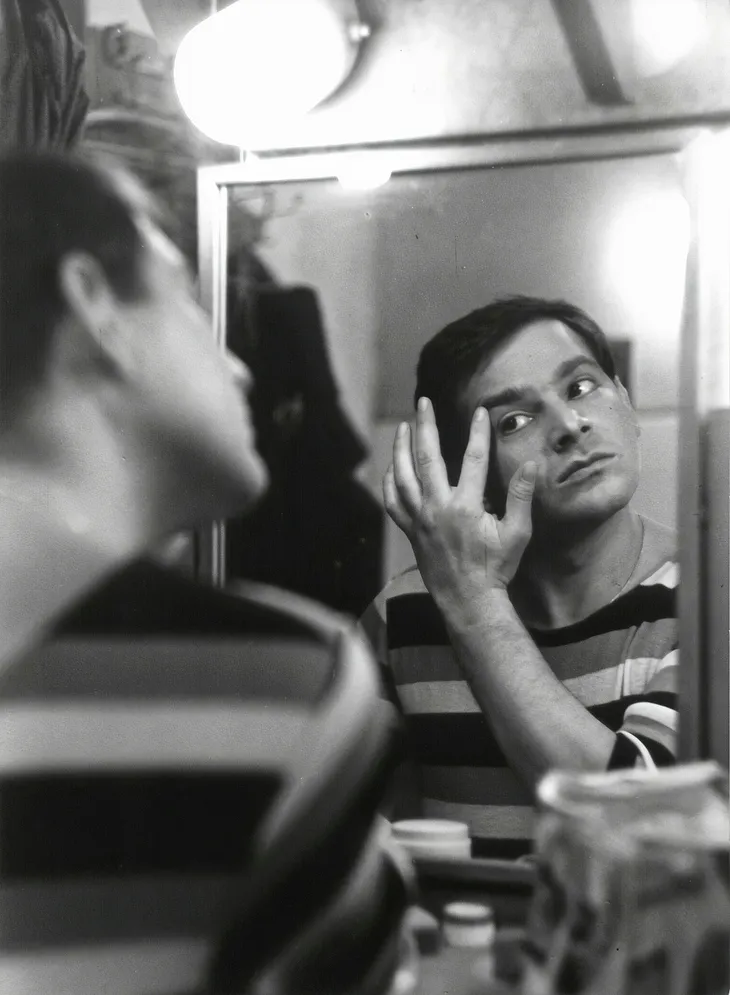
[458,320,640,528]
[113,218,268,515]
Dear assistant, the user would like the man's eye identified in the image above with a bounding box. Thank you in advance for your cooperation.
[499,412,532,436]
[567,376,597,400]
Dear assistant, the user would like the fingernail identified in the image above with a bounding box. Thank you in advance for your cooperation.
[474,407,487,422]
[522,461,537,482]
[397,422,408,437]
[418,397,429,412]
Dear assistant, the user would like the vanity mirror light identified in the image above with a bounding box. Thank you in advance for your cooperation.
[197,123,729,769]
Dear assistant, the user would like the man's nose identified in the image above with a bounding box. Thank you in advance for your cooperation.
[226,352,253,394]
[546,400,591,452]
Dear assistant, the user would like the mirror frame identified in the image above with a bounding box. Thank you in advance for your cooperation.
[197,121,730,768]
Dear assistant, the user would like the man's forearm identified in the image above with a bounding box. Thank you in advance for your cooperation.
[442,588,615,789]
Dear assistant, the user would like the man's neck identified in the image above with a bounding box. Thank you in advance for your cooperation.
[511,507,644,630]
[0,475,134,674]
[0,398,202,558]
[0,417,174,669]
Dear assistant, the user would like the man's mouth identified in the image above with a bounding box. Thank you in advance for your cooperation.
[558,452,616,484]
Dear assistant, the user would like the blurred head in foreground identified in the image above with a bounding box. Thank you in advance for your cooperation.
[0,152,268,550]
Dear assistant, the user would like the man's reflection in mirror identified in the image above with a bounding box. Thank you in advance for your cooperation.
[225,246,384,616]
[362,297,678,857]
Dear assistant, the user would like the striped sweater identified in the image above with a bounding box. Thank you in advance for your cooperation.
[362,528,679,859]
[0,560,406,995]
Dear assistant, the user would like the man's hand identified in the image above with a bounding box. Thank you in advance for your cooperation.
[383,397,536,625]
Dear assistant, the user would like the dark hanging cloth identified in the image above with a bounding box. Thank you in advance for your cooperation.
[0,0,89,152]
[226,285,385,618]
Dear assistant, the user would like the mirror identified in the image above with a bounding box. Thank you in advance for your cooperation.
[197,126,729,769]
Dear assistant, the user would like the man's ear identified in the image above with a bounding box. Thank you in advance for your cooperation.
[57,252,128,376]
[614,377,632,407]
[614,377,641,437]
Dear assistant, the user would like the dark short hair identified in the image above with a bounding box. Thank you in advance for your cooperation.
[415,295,616,492]
[0,152,158,423]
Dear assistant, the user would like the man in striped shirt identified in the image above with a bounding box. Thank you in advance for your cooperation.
[362,297,678,858]
[0,152,407,995]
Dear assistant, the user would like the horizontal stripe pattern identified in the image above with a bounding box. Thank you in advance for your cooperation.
[0,704,309,772]
[421,765,533,806]
[369,544,679,858]
[0,875,240,949]
[398,666,668,715]
[424,800,535,840]
[386,582,676,651]
[643,650,679,694]
[0,771,281,879]
[590,691,678,731]
[1,638,332,703]
[471,837,534,860]
[0,563,403,995]
[390,645,677,698]
[390,644,462,685]
[400,680,479,714]
[405,713,508,767]
[0,939,210,995]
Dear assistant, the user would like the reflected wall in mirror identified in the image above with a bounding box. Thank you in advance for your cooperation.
[209,145,688,583]
[198,128,729,780]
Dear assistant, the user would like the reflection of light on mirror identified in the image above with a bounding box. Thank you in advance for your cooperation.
[630,0,707,77]
[337,160,392,191]
[174,0,362,147]
[606,186,690,344]
[683,129,730,409]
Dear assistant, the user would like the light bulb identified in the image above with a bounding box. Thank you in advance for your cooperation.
[630,0,706,77]
[606,186,690,346]
[337,159,392,191]
[174,0,360,147]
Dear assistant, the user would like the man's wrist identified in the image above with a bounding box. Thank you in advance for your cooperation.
[434,581,514,631]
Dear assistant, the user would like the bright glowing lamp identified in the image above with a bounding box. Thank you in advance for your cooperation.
[629,0,707,77]
[606,185,691,346]
[337,158,392,191]
[174,0,367,147]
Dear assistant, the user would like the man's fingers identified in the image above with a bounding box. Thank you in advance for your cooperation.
[456,407,490,504]
[383,464,413,535]
[391,422,423,517]
[503,461,537,535]
[414,397,451,503]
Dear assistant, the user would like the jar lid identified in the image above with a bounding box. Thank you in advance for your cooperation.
[442,903,496,949]
[443,902,494,925]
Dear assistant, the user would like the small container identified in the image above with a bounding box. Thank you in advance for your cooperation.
[442,902,496,949]
[390,819,471,861]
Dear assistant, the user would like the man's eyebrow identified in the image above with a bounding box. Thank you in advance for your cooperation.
[553,354,601,381]
[479,386,530,410]
[478,354,601,410]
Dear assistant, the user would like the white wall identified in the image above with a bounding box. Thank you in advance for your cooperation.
[132,0,730,149]
[256,186,379,444]
[87,0,152,32]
